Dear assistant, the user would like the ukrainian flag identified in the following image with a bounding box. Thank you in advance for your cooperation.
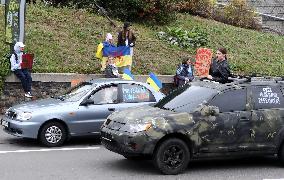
[122,68,134,80]
[102,46,132,68]
[146,72,162,92]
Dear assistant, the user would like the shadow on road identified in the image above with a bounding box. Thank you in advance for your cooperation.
[0,135,102,148]
[106,156,282,175]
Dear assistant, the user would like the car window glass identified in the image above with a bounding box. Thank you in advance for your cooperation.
[89,86,118,104]
[155,84,217,113]
[209,88,246,112]
[252,86,283,109]
[121,84,155,103]
[64,82,93,102]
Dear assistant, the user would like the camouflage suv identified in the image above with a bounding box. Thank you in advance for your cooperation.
[101,78,284,175]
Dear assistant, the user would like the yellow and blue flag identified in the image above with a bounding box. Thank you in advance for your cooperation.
[95,43,104,60]
[122,68,134,80]
[146,72,162,92]
[102,46,132,67]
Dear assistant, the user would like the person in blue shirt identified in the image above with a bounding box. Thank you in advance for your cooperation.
[175,56,195,87]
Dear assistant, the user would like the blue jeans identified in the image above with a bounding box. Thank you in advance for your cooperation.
[14,69,32,93]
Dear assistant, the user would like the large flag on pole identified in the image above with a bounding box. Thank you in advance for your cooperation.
[146,72,162,92]
[5,0,26,44]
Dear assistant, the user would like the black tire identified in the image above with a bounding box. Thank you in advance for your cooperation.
[278,142,284,164]
[39,121,67,147]
[154,138,190,175]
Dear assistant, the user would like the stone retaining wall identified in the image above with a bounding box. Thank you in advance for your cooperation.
[0,73,175,114]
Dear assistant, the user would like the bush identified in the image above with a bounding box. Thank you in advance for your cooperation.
[96,0,176,24]
[157,27,208,49]
[42,0,177,24]
[0,53,11,94]
[174,0,216,18]
[213,0,261,30]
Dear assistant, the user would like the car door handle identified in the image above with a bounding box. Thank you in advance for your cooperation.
[240,117,249,121]
[108,108,115,112]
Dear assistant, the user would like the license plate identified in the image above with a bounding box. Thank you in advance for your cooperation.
[1,120,9,128]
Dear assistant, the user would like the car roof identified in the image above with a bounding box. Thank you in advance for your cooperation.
[86,78,162,94]
[191,77,284,92]
[88,78,136,84]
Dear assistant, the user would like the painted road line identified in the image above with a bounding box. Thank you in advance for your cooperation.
[0,146,100,154]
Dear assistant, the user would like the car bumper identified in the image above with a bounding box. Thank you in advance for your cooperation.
[101,126,157,156]
[1,116,41,139]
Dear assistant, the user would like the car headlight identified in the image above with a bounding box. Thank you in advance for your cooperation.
[17,112,32,121]
[126,123,152,133]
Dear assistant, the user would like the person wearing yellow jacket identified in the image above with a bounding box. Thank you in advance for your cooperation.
[96,33,115,71]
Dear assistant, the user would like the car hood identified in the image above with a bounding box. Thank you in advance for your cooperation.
[108,105,193,125]
[9,98,73,112]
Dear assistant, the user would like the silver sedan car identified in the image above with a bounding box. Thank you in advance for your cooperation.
[1,78,164,147]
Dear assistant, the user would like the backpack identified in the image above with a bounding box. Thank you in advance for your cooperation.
[6,52,18,62]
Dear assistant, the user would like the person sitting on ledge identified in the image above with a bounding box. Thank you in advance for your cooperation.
[10,42,33,98]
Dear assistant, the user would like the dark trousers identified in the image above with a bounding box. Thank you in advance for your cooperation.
[14,69,32,93]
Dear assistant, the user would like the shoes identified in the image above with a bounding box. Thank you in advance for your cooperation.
[24,92,33,98]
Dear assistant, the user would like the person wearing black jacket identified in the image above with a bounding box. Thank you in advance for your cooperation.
[208,48,231,84]
[117,22,136,71]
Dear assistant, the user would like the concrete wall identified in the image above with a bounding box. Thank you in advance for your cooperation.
[0,73,175,114]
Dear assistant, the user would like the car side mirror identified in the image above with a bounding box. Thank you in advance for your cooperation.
[201,105,220,116]
[80,99,94,106]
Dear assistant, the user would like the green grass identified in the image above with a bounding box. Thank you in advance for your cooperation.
[1,4,284,76]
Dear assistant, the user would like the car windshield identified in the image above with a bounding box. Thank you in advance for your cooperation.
[60,82,94,102]
[155,84,217,113]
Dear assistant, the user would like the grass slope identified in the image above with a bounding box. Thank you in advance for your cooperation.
[1,4,284,76]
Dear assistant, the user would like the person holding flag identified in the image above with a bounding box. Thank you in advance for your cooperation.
[117,22,136,71]
[96,33,115,71]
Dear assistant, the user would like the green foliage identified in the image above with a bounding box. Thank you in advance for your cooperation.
[214,0,261,30]
[0,53,11,94]
[0,4,284,96]
[157,27,208,49]
[174,0,259,30]
[174,0,215,17]
[96,0,177,24]
[42,0,177,24]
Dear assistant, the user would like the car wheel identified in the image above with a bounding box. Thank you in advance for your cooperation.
[39,122,67,147]
[278,142,284,164]
[154,138,190,175]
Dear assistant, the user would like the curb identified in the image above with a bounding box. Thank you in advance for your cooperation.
[5,73,174,86]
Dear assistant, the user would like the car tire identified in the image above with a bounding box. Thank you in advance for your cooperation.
[39,121,67,147]
[278,142,284,164]
[154,138,190,175]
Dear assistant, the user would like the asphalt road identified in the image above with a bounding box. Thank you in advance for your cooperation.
[1,122,284,180]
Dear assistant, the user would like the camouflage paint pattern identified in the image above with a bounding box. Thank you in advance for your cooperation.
[101,80,284,158]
